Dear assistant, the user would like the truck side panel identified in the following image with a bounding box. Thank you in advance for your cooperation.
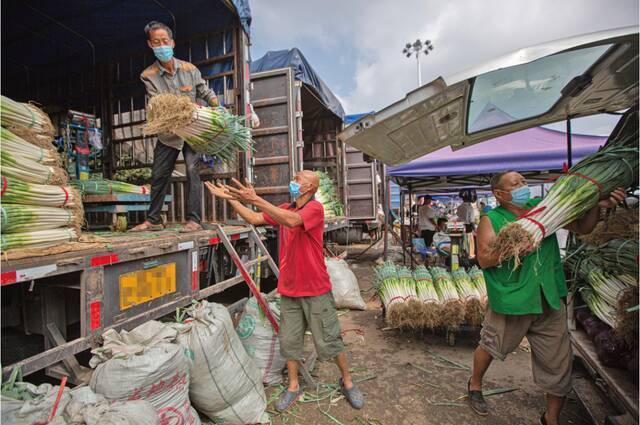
[346,146,377,220]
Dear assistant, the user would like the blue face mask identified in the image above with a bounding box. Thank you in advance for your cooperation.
[153,45,174,62]
[289,181,301,199]
[510,185,531,206]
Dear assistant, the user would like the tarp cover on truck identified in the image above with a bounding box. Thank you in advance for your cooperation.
[2,0,251,89]
[251,48,345,120]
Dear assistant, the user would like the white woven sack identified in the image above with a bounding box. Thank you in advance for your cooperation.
[171,301,268,425]
[1,382,70,425]
[64,386,159,425]
[236,295,286,386]
[326,257,366,310]
[89,320,199,425]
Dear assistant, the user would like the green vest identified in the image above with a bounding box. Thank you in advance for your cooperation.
[482,198,567,315]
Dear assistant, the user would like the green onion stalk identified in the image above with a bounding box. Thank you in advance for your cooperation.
[144,93,253,164]
[452,269,485,326]
[1,176,81,209]
[468,266,488,300]
[1,150,67,185]
[1,127,60,166]
[586,239,638,279]
[1,228,77,251]
[1,204,82,234]
[490,133,639,268]
[1,95,56,139]
[413,265,442,328]
[580,287,616,328]
[430,267,465,329]
[72,179,149,195]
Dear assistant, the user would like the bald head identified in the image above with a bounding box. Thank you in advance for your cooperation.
[295,170,319,195]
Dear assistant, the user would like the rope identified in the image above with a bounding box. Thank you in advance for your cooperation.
[21,103,36,129]
[1,176,7,196]
[60,186,69,207]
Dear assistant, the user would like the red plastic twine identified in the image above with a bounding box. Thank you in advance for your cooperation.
[61,186,70,207]
[517,206,548,238]
[1,176,7,196]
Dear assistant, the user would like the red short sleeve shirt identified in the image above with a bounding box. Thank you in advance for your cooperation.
[263,200,331,297]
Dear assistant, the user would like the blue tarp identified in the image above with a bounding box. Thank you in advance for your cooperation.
[389,126,607,177]
[345,112,374,124]
[2,0,251,81]
[251,48,345,120]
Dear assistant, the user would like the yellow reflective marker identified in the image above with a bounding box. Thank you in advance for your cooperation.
[119,262,176,310]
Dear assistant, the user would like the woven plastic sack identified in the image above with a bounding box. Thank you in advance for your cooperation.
[64,386,158,425]
[326,257,366,310]
[1,381,70,425]
[171,301,268,425]
[89,321,199,425]
[236,295,286,386]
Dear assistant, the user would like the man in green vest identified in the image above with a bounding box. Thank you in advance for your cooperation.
[468,171,625,425]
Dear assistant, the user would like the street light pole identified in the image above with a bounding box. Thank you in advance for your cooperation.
[402,39,434,87]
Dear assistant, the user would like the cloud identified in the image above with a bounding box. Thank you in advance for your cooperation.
[250,0,638,118]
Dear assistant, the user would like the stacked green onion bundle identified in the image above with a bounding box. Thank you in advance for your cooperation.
[144,93,252,164]
[490,127,639,268]
[468,266,488,301]
[374,261,410,327]
[430,267,465,329]
[396,266,421,329]
[316,171,344,218]
[1,94,79,252]
[413,265,441,328]
[452,269,485,326]
[73,179,149,195]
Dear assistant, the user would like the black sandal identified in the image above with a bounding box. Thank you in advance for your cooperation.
[467,378,488,416]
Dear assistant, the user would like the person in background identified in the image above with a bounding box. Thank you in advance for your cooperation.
[418,195,437,246]
[204,172,364,412]
[480,201,492,214]
[468,170,626,425]
[131,21,218,233]
[432,217,451,253]
[457,190,477,233]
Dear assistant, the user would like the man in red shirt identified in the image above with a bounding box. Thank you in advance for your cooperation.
[205,171,364,412]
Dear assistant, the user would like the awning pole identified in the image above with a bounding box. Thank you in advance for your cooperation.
[566,117,573,168]
[409,186,414,269]
[400,190,406,265]
[383,165,389,261]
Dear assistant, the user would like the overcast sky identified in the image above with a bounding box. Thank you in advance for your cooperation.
[250,0,638,135]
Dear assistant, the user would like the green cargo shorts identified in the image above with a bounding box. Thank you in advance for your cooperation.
[279,292,345,362]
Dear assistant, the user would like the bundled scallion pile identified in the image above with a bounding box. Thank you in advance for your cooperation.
[316,171,344,218]
[452,269,485,326]
[489,119,639,268]
[374,261,417,328]
[413,265,441,328]
[468,266,488,301]
[144,93,252,163]
[396,266,421,329]
[73,179,149,195]
[1,94,80,252]
[430,267,465,329]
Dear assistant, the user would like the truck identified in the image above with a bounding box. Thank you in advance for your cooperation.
[249,48,349,234]
[0,0,266,383]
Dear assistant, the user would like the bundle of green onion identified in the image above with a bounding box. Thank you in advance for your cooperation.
[316,171,344,217]
[430,267,465,329]
[1,204,82,234]
[144,93,252,163]
[468,266,488,300]
[580,287,616,328]
[1,150,66,185]
[1,228,77,251]
[73,179,149,195]
[490,130,639,268]
[1,95,56,139]
[582,239,638,278]
[1,127,59,166]
[374,261,410,327]
[413,265,441,328]
[452,269,485,326]
[1,176,81,208]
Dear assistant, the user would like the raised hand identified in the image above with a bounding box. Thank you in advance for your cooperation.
[204,181,236,200]
[598,187,626,209]
[226,178,260,204]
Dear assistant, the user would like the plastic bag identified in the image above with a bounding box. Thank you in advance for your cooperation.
[172,301,268,425]
[236,295,286,386]
[326,257,366,310]
[89,321,199,425]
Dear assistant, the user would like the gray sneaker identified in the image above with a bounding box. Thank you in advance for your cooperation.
[275,389,304,412]
[467,378,488,416]
[340,378,364,410]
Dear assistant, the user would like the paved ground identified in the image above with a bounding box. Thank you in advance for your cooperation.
[266,244,592,425]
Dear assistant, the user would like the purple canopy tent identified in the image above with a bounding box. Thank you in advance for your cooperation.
[389,126,607,192]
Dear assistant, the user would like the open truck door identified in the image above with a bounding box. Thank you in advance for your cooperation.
[338,26,638,165]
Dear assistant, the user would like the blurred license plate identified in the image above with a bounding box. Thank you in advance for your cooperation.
[119,263,176,310]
